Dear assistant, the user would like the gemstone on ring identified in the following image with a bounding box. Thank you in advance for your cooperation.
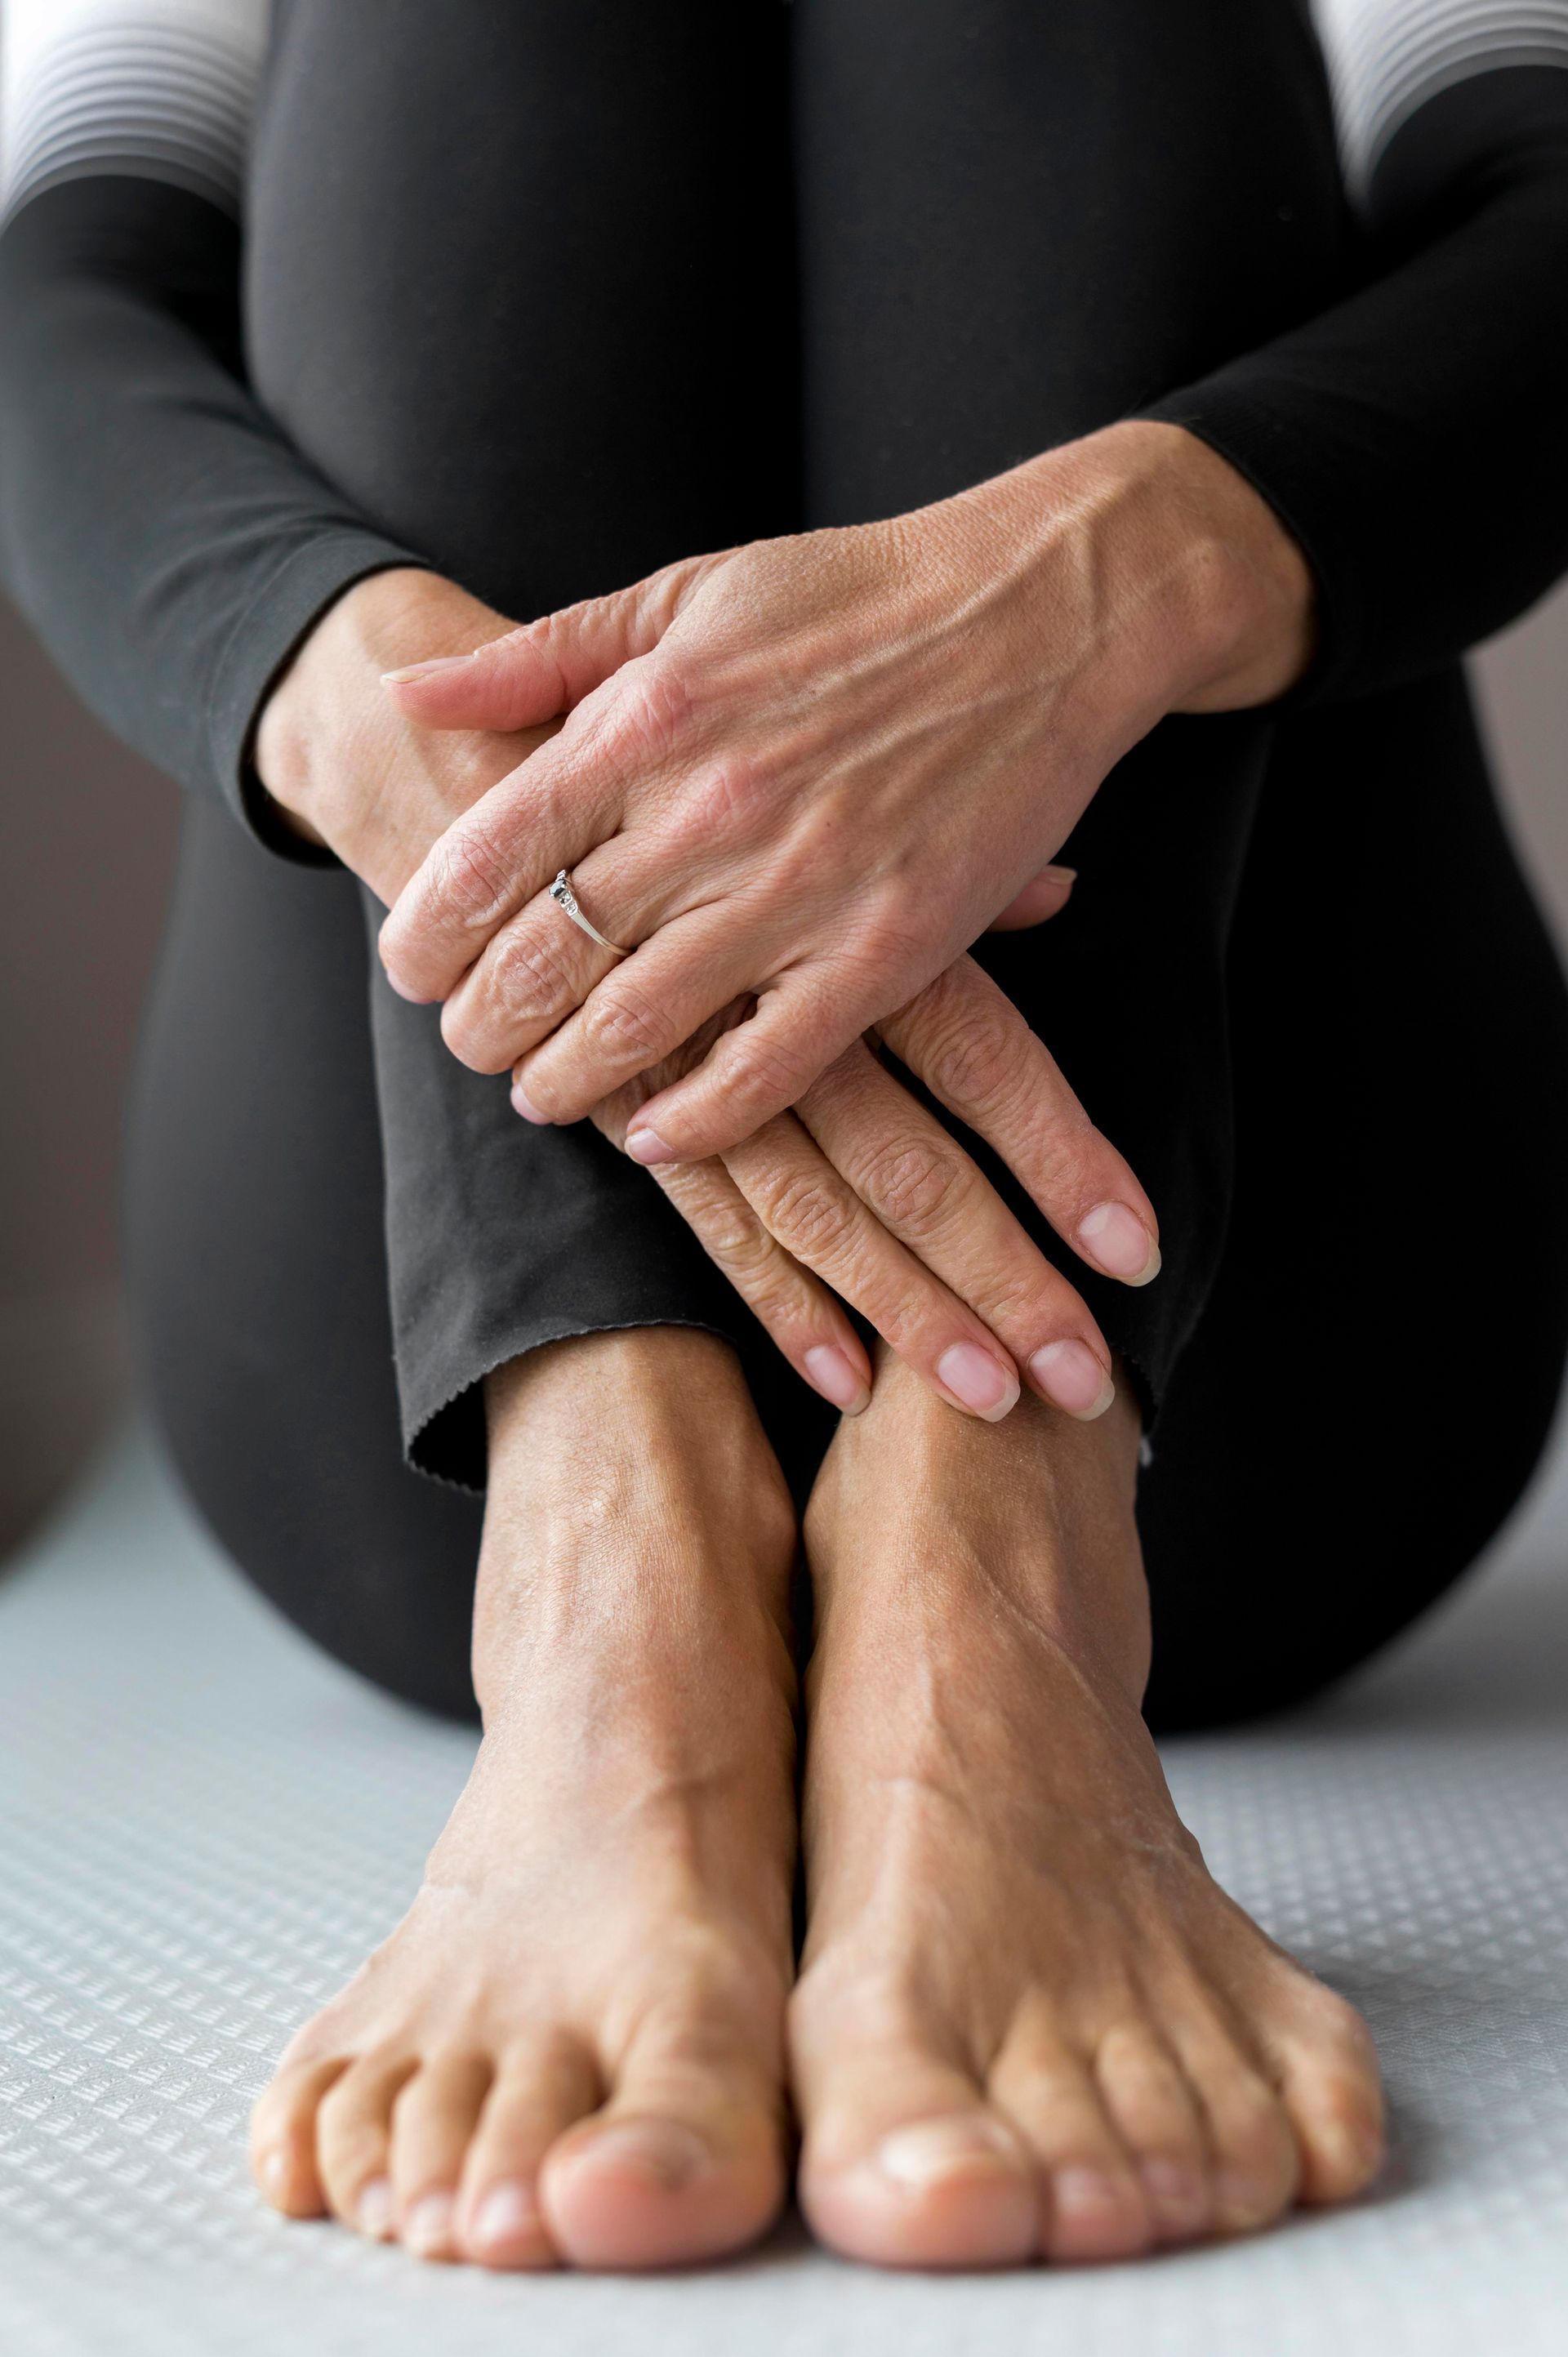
[548,868,630,958]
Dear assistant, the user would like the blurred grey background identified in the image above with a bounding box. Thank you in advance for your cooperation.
[2,579,1566,1553]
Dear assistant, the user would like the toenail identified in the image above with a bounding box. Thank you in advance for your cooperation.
[1139,2156,1206,2221]
[1214,2167,1272,2229]
[875,2117,1026,2190]
[470,2179,539,2249]
[356,2177,395,2239]
[403,2190,455,2255]
[563,2122,711,2190]
[1324,2117,1384,2184]
[259,2148,287,2197]
[936,1342,1020,1421]
[1051,2164,1129,2226]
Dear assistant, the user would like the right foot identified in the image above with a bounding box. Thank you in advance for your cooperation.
[249,1329,800,2271]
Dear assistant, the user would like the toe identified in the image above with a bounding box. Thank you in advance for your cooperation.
[250,2056,346,2218]
[1175,2019,1300,2237]
[314,2050,418,2239]
[795,2003,1039,2270]
[1092,2022,1212,2245]
[389,2053,494,2261]
[990,2017,1152,2264]
[1261,1981,1385,2206]
[541,2027,786,2270]
[457,2034,599,2270]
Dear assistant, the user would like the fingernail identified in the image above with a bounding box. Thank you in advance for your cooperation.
[402,2190,455,2256]
[1043,863,1078,885]
[563,2122,710,2190]
[804,1343,871,1413]
[470,2179,539,2251]
[510,1080,550,1123]
[624,1125,676,1165]
[380,964,421,1003]
[877,2117,1023,2190]
[936,1341,1020,1421]
[1076,1201,1160,1285]
[380,653,476,685]
[1028,1339,1116,1419]
[356,2176,395,2239]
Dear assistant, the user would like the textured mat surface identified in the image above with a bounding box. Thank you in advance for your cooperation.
[2,1429,1566,2357]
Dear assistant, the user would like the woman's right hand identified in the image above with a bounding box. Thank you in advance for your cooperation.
[590,941,1160,1424]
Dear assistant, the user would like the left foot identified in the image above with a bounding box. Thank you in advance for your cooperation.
[791,1357,1384,2269]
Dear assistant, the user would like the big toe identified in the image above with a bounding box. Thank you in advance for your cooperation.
[541,2056,786,2270]
[795,2014,1040,2270]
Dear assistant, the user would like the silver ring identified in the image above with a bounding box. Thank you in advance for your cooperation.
[549,868,630,959]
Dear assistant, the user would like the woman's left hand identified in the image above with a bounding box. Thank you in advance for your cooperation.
[378,419,1312,1164]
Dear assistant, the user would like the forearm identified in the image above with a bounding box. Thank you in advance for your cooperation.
[0,176,420,840]
[1141,64,1568,697]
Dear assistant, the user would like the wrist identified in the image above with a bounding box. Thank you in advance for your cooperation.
[992,421,1316,738]
[1112,420,1316,710]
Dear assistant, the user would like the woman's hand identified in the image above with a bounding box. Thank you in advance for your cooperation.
[590,938,1160,1425]
[256,568,1160,1426]
[377,421,1313,1161]
[254,567,555,903]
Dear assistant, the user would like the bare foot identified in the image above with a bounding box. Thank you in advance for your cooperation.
[791,1355,1384,2269]
[250,1329,799,2270]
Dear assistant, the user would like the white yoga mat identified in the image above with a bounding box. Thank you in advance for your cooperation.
[2,1425,1565,2356]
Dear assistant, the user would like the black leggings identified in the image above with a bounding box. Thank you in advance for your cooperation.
[127,2,1568,1731]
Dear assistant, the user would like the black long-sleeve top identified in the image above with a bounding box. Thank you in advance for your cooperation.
[1,0,1566,852]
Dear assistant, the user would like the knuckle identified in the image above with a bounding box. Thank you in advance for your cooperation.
[929,1009,1019,1107]
[580,981,669,1071]
[430,816,517,927]
[491,918,578,1018]
[664,753,768,852]
[697,1207,798,1306]
[855,881,927,973]
[753,1165,856,1260]
[699,1205,777,1276]
[726,1031,810,1129]
[980,1262,1066,1334]
[866,1135,970,1228]
[602,656,693,767]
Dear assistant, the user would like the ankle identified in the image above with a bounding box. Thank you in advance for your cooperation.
[473,1327,797,1720]
[806,1352,1152,1708]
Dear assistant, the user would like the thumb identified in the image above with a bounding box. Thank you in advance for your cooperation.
[379,550,719,733]
[986,864,1077,932]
